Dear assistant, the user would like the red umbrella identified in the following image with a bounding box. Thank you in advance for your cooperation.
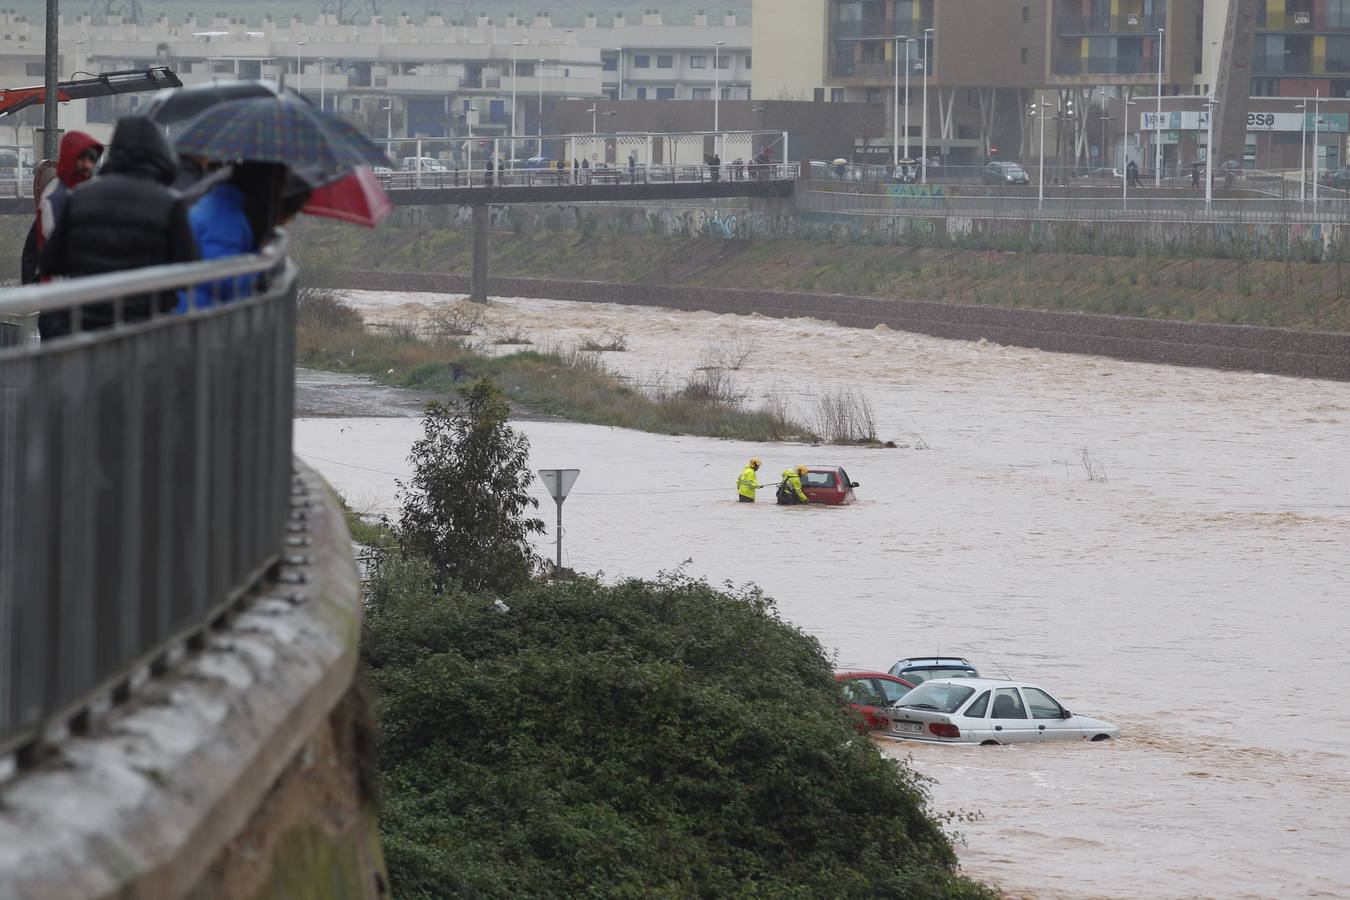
[302,166,392,227]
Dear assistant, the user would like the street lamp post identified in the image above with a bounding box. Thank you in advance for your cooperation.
[467,105,477,177]
[1029,95,1046,211]
[511,42,522,170]
[1298,97,1308,203]
[714,40,726,133]
[903,38,915,160]
[537,59,545,156]
[1122,97,1135,209]
[892,34,907,166]
[1154,27,1164,187]
[293,38,307,85]
[319,57,326,112]
[921,27,932,182]
[587,105,598,134]
[1313,90,1322,204]
[1205,94,1217,210]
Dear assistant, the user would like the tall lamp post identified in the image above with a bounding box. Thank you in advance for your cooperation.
[891,33,907,166]
[511,42,522,170]
[713,40,726,133]
[293,38,307,85]
[921,27,933,182]
[1313,89,1322,204]
[537,58,546,156]
[903,37,915,160]
[1122,97,1135,209]
[1029,95,1046,210]
[611,47,624,100]
[1154,27,1164,186]
[1297,96,1309,203]
[318,56,326,112]
[1204,94,1217,210]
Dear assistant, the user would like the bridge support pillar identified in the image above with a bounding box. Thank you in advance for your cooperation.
[470,203,489,302]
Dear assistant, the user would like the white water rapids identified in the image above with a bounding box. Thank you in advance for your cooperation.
[296,290,1350,899]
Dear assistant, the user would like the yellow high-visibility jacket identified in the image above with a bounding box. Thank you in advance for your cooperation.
[780,469,808,502]
[737,465,761,500]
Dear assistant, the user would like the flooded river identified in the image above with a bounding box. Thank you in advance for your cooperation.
[297,291,1350,898]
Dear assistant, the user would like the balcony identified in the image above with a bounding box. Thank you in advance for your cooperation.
[831,58,933,79]
[1053,56,1150,76]
[833,17,934,41]
[1055,13,1166,36]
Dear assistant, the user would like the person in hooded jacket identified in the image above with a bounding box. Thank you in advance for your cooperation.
[36,130,102,252]
[38,116,199,338]
[19,160,57,284]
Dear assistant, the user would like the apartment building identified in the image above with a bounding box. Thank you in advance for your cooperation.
[0,8,747,148]
[753,0,1049,164]
[752,0,1342,171]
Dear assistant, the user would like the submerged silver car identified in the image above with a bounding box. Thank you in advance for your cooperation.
[881,677,1119,745]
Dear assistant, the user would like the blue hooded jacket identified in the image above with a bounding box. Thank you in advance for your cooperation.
[180,182,256,311]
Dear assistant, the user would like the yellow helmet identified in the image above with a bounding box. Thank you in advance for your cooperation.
[797,465,809,476]
[750,457,761,469]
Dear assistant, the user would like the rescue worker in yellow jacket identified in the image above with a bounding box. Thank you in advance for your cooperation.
[776,465,810,505]
[737,457,764,502]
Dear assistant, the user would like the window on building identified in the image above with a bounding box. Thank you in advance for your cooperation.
[602,56,618,71]
[831,87,845,102]
[25,62,43,76]
[657,55,673,68]
[721,87,731,100]
[1021,47,1029,64]
[690,55,707,68]
[693,87,711,99]
[637,86,648,98]
[517,62,535,77]
[605,88,618,100]
[1022,4,1029,22]
[717,54,730,69]
[866,87,882,103]
[634,54,650,68]
[745,54,752,69]
[656,87,675,99]
[351,98,361,111]
[814,87,826,102]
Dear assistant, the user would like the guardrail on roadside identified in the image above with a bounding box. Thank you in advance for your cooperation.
[0,237,298,767]
[374,161,799,191]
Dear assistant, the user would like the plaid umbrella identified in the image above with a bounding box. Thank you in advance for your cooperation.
[174,96,390,183]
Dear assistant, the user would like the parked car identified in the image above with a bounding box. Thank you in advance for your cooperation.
[887,656,980,684]
[800,466,859,505]
[524,156,555,170]
[835,671,915,732]
[983,161,1030,185]
[885,678,1119,745]
[401,156,448,173]
[1076,166,1121,179]
[1320,167,1350,190]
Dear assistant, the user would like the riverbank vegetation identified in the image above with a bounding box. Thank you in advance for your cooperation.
[292,216,1350,331]
[297,288,818,442]
[359,379,994,898]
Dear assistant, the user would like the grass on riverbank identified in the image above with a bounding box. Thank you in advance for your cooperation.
[298,290,814,442]
[291,218,1350,331]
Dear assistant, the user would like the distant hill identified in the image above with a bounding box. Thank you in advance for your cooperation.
[21,0,750,27]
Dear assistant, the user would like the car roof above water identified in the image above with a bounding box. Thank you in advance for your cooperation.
[894,657,975,668]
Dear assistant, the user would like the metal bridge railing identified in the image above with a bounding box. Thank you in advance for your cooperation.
[375,162,799,191]
[0,238,298,764]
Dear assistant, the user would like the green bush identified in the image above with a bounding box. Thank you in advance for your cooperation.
[364,567,993,900]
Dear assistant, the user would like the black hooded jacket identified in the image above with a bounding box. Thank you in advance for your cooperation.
[40,116,198,282]
[37,117,200,336]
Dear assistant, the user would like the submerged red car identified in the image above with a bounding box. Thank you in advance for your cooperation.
[801,466,859,505]
[835,671,915,732]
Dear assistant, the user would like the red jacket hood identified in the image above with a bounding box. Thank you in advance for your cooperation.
[56,130,103,188]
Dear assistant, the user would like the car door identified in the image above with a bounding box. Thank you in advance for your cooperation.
[1023,686,1081,741]
[989,687,1037,743]
[839,677,887,729]
[957,689,992,742]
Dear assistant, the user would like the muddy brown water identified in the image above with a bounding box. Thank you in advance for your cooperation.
[297,291,1350,898]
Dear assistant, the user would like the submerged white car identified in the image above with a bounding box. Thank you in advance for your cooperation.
[881,678,1119,745]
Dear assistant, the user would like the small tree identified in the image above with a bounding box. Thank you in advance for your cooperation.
[399,378,544,594]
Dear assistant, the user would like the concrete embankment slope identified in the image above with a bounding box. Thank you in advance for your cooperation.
[335,270,1350,381]
[0,464,387,900]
